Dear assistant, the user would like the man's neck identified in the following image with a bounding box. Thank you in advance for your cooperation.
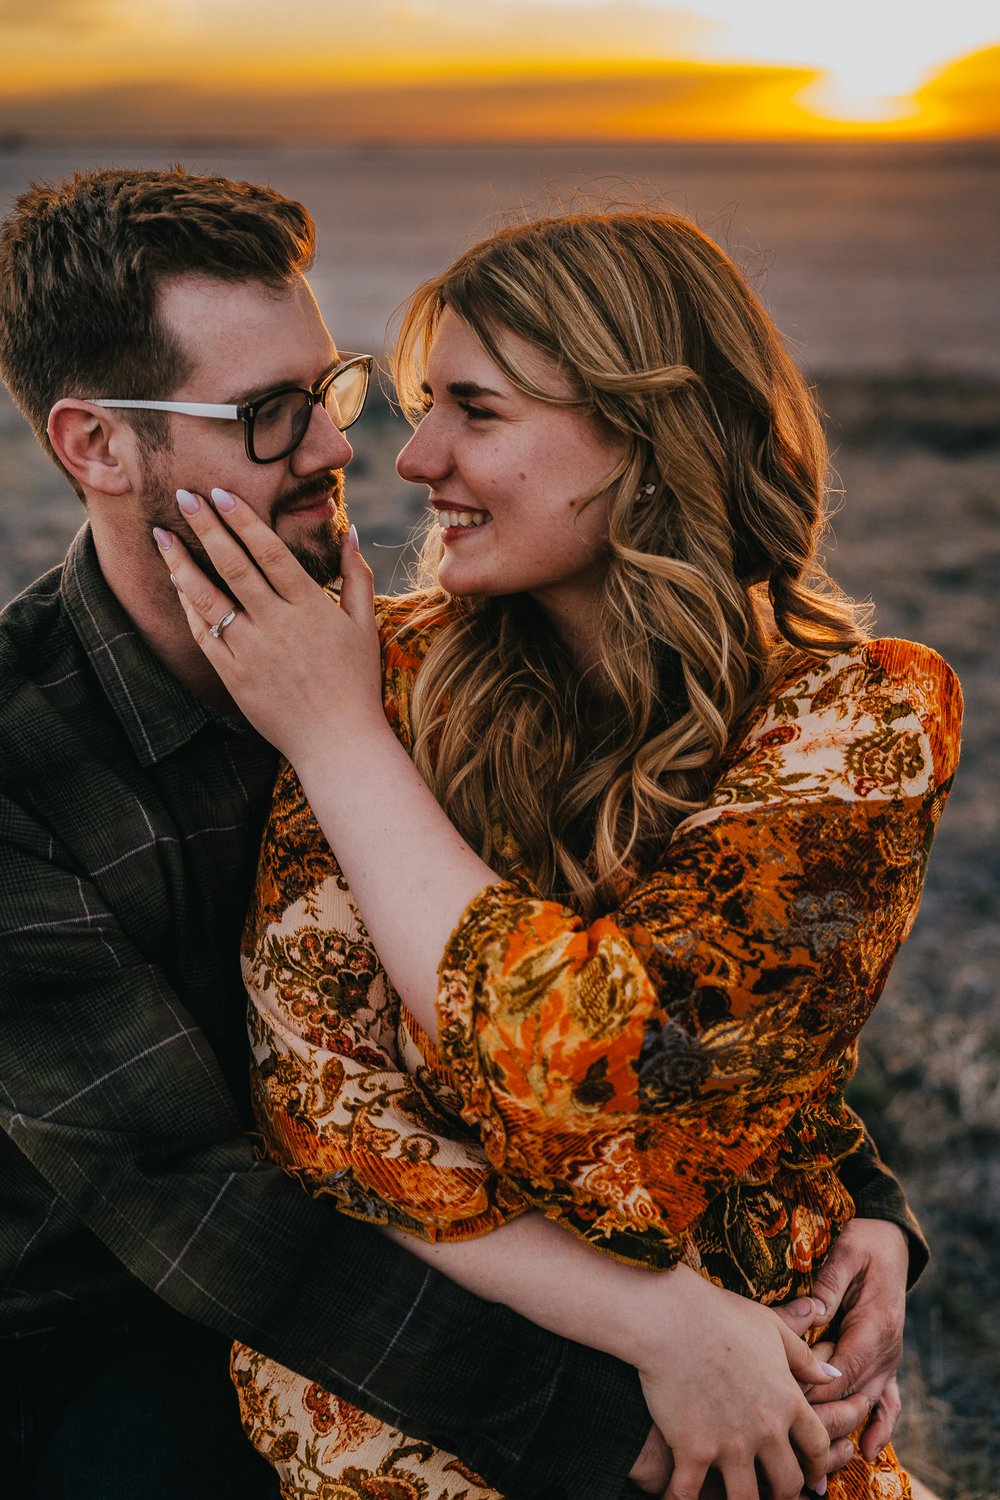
[91,524,245,719]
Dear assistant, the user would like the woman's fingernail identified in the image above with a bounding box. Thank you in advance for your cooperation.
[819,1362,843,1378]
[211,487,237,511]
[815,1477,828,1495]
[348,523,359,551]
[152,527,173,550]
[176,489,200,514]
[812,1297,828,1317]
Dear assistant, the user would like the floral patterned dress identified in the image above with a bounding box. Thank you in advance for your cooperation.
[232,596,961,1500]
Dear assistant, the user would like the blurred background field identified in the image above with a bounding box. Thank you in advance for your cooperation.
[1,139,998,1497]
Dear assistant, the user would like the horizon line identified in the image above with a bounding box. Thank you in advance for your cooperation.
[3,132,999,151]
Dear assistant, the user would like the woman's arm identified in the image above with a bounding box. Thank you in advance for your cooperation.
[384,1209,842,1500]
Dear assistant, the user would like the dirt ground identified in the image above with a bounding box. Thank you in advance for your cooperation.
[2,373,998,1496]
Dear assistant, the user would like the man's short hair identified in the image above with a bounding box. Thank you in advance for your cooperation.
[0,165,316,481]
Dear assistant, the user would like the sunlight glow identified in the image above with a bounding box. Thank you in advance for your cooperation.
[0,0,997,140]
[678,0,998,122]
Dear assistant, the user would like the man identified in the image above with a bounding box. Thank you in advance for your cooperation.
[0,166,918,1498]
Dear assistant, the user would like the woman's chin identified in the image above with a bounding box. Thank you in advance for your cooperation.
[435,560,483,598]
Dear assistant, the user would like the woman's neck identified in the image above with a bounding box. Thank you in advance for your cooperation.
[532,584,606,681]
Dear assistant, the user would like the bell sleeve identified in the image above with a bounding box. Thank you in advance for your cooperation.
[434,639,962,1265]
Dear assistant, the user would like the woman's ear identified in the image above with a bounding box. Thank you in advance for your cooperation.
[47,399,135,497]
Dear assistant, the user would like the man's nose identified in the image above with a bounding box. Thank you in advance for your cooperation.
[292,402,353,474]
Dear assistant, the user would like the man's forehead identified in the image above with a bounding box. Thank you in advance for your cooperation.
[156,271,338,394]
[156,267,319,310]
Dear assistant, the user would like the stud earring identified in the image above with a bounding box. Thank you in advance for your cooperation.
[637,482,656,497]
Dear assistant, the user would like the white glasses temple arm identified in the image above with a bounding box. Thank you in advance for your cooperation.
[89,399,240,419]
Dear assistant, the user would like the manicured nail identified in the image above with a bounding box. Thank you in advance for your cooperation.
[152,527,173,550]
[176,488,200,514]
[211,487,236,511]
[814,1477,828,1495]
[819,1362,842,1378]
[348,523,359,551]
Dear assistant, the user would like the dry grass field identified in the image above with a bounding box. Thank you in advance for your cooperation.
[2,372,998,1496]
[819,377,1000,1499]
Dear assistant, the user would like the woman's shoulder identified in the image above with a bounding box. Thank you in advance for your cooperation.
[374,589,457,670]
[771,636,960,711]
[372,591,458,747]
[758,633,971,792]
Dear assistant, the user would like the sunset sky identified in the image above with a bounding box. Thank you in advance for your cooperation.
[2,0,998,142]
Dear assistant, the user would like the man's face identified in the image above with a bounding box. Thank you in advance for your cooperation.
[138,273,353,584]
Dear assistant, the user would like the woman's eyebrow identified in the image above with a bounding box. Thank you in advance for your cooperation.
[419,378,510,403]
[447,380,509,400]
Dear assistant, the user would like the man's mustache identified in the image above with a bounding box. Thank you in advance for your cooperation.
[272,469,345,523]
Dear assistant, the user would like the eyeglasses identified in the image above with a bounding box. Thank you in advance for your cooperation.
[88,353,373,464]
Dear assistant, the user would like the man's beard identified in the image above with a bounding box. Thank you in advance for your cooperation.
[275,468,348,584]
[139,460,348,590]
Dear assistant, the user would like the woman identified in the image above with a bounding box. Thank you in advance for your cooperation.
[158,211,960,1499]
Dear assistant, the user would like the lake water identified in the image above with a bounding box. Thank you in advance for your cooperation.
[2,139,998,373]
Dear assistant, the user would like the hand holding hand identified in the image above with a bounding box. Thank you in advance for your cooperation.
[627,1425,673,1496]
[775,1218,908,1465]
[629,1268,837,1500]
[805,1218,909,1461]
[154,488,384,764]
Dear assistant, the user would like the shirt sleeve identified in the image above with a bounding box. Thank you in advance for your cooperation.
[839,1119,929,1286]
[434,640,962,1267]
[0,794,650,1500]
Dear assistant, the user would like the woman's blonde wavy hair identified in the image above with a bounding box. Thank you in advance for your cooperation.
[392,210,867,920]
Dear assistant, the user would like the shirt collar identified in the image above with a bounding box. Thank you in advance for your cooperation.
[61,524,226,766]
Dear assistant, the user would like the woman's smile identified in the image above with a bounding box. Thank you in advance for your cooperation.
[435,505,493,536]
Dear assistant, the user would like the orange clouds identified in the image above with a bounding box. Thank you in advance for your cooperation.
[915,46,1000,137]
[3,49,996,143]
[325,62,831,143]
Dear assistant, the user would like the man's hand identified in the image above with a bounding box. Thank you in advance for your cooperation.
[777,1218,909,1462]
[630,1217,909,1492]
[628,1425,672,1494]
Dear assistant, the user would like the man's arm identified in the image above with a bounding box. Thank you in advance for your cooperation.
[838,1120,928,1285]
[0,797,649,1500]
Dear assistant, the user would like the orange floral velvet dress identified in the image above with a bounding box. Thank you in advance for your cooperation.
[231,596,961,1500]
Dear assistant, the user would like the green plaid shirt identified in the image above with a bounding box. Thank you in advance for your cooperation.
[0,525,655,1497]
[0,525,924,1498]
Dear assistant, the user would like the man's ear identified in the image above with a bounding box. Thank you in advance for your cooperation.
[48,400,136,497]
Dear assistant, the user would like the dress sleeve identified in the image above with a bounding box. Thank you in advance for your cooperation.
[435,640,962,1263]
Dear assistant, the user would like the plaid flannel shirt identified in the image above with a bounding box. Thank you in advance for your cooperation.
[0,524,925,1498]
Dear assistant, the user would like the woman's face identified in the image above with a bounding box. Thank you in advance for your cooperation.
[396,309,626,636]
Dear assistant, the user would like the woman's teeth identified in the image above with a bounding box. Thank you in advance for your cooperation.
[438,509,491,529]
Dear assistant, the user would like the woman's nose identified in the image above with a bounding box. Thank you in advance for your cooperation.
[396,418,448,484]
